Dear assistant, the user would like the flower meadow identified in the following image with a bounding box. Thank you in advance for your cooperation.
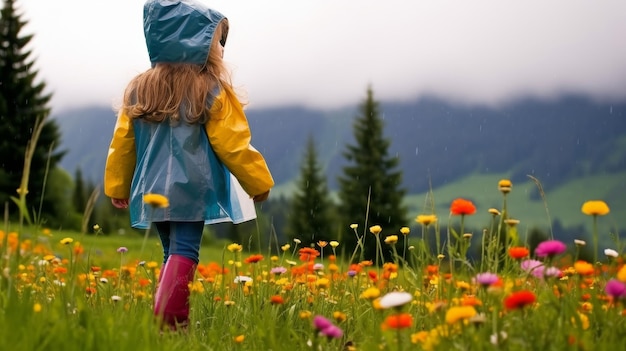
[1,180,625,351]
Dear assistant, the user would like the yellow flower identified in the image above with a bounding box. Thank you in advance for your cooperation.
[581,200,610,216]
[498,179,512,194]
[299,310,312,319]
[369,225,382,235]
[415,214,437,226]
[445,306,477,324]
[333,311,347,322]
[233,335,245,343]
[329,241,339,248]
[384,235,398,244]
[400,227,410,235]
[572,312,589,330]
[360,287,381,300]
[316,278,330,289]
[281,244,290,251]
[617,265,626,283]
[411,331,430,344]
[146,261,159,269]
[227,243,243,252]
[33,303,42,313]
[60,237,73,245]
[143,193,169,208]
[350,224,358,229]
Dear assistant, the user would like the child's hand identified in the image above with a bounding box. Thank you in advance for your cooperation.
[111,198,129,209]
[252,191,269,203]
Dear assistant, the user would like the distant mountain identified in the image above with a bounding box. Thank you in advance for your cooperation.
[53,94,626,196]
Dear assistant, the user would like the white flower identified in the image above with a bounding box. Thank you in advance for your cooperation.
[604,248,619,258]
[574,239,586,246]
[99,278,108,284]
[293,238,302,244]
[378,291,412,309]
[490,331,508,345]
[234,275,253,284]
[111,295,122,302]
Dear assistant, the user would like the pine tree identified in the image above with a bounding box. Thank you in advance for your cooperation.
[286,135,334,247]
[0,0,64,219]
[337,86,408,263]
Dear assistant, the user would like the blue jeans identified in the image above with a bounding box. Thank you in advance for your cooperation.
[154,221,204,264]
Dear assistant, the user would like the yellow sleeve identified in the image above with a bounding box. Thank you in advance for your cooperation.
[205,86,274,196]
[104,110,136,199]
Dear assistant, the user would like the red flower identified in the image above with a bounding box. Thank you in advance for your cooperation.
[382,313,413,329]
[450,198,477,216]
[270,295,284,305]
[508,246,530,260]
[368,270,378,283]
[244,254,264,264]
[504,290,536,310]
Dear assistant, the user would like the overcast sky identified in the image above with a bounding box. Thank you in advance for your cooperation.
[17,0,626,113]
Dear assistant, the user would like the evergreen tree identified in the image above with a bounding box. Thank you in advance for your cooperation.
[286,135,334,247]
[72,169,86,212]
[337,86,408,262]
[0,0,64,219]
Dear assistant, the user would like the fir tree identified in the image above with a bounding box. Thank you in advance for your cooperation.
[337,86,408,262]
[0,0,64,219]
[286,135,334,247]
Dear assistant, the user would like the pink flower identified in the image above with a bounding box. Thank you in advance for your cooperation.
[474,272,499,286]
[534,240,567,258]
[605,279,626,299]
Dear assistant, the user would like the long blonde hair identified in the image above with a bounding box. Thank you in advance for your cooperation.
[122,20,231,124]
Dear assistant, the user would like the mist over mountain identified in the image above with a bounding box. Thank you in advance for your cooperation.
[53,94,626,196]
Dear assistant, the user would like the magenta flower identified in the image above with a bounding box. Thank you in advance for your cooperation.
[320,325,343,339]
[313,315,343,340]
[117,247,128,253]
[474,272,499,286]
[534,240,567,258]
[313,315,333,331]
[605,279,626,299]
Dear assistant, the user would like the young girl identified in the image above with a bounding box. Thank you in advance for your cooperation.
[104,0,274,329]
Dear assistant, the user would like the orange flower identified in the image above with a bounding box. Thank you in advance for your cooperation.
[244,254,264,264]
[270,295,284,305]
[450,198,476,216]
[298,247,320,262]
[573,260,595,276]
[383,313,413,329]
[504,290,536,310]
[508,246,530,260]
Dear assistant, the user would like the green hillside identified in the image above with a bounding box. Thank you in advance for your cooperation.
[403,172,625,240]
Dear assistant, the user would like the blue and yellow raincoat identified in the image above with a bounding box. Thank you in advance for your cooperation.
[104,0,274,229]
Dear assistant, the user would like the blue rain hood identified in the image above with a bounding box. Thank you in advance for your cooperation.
[143,0,228,65]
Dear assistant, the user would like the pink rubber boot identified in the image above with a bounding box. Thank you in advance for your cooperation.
[154,255,197,329]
